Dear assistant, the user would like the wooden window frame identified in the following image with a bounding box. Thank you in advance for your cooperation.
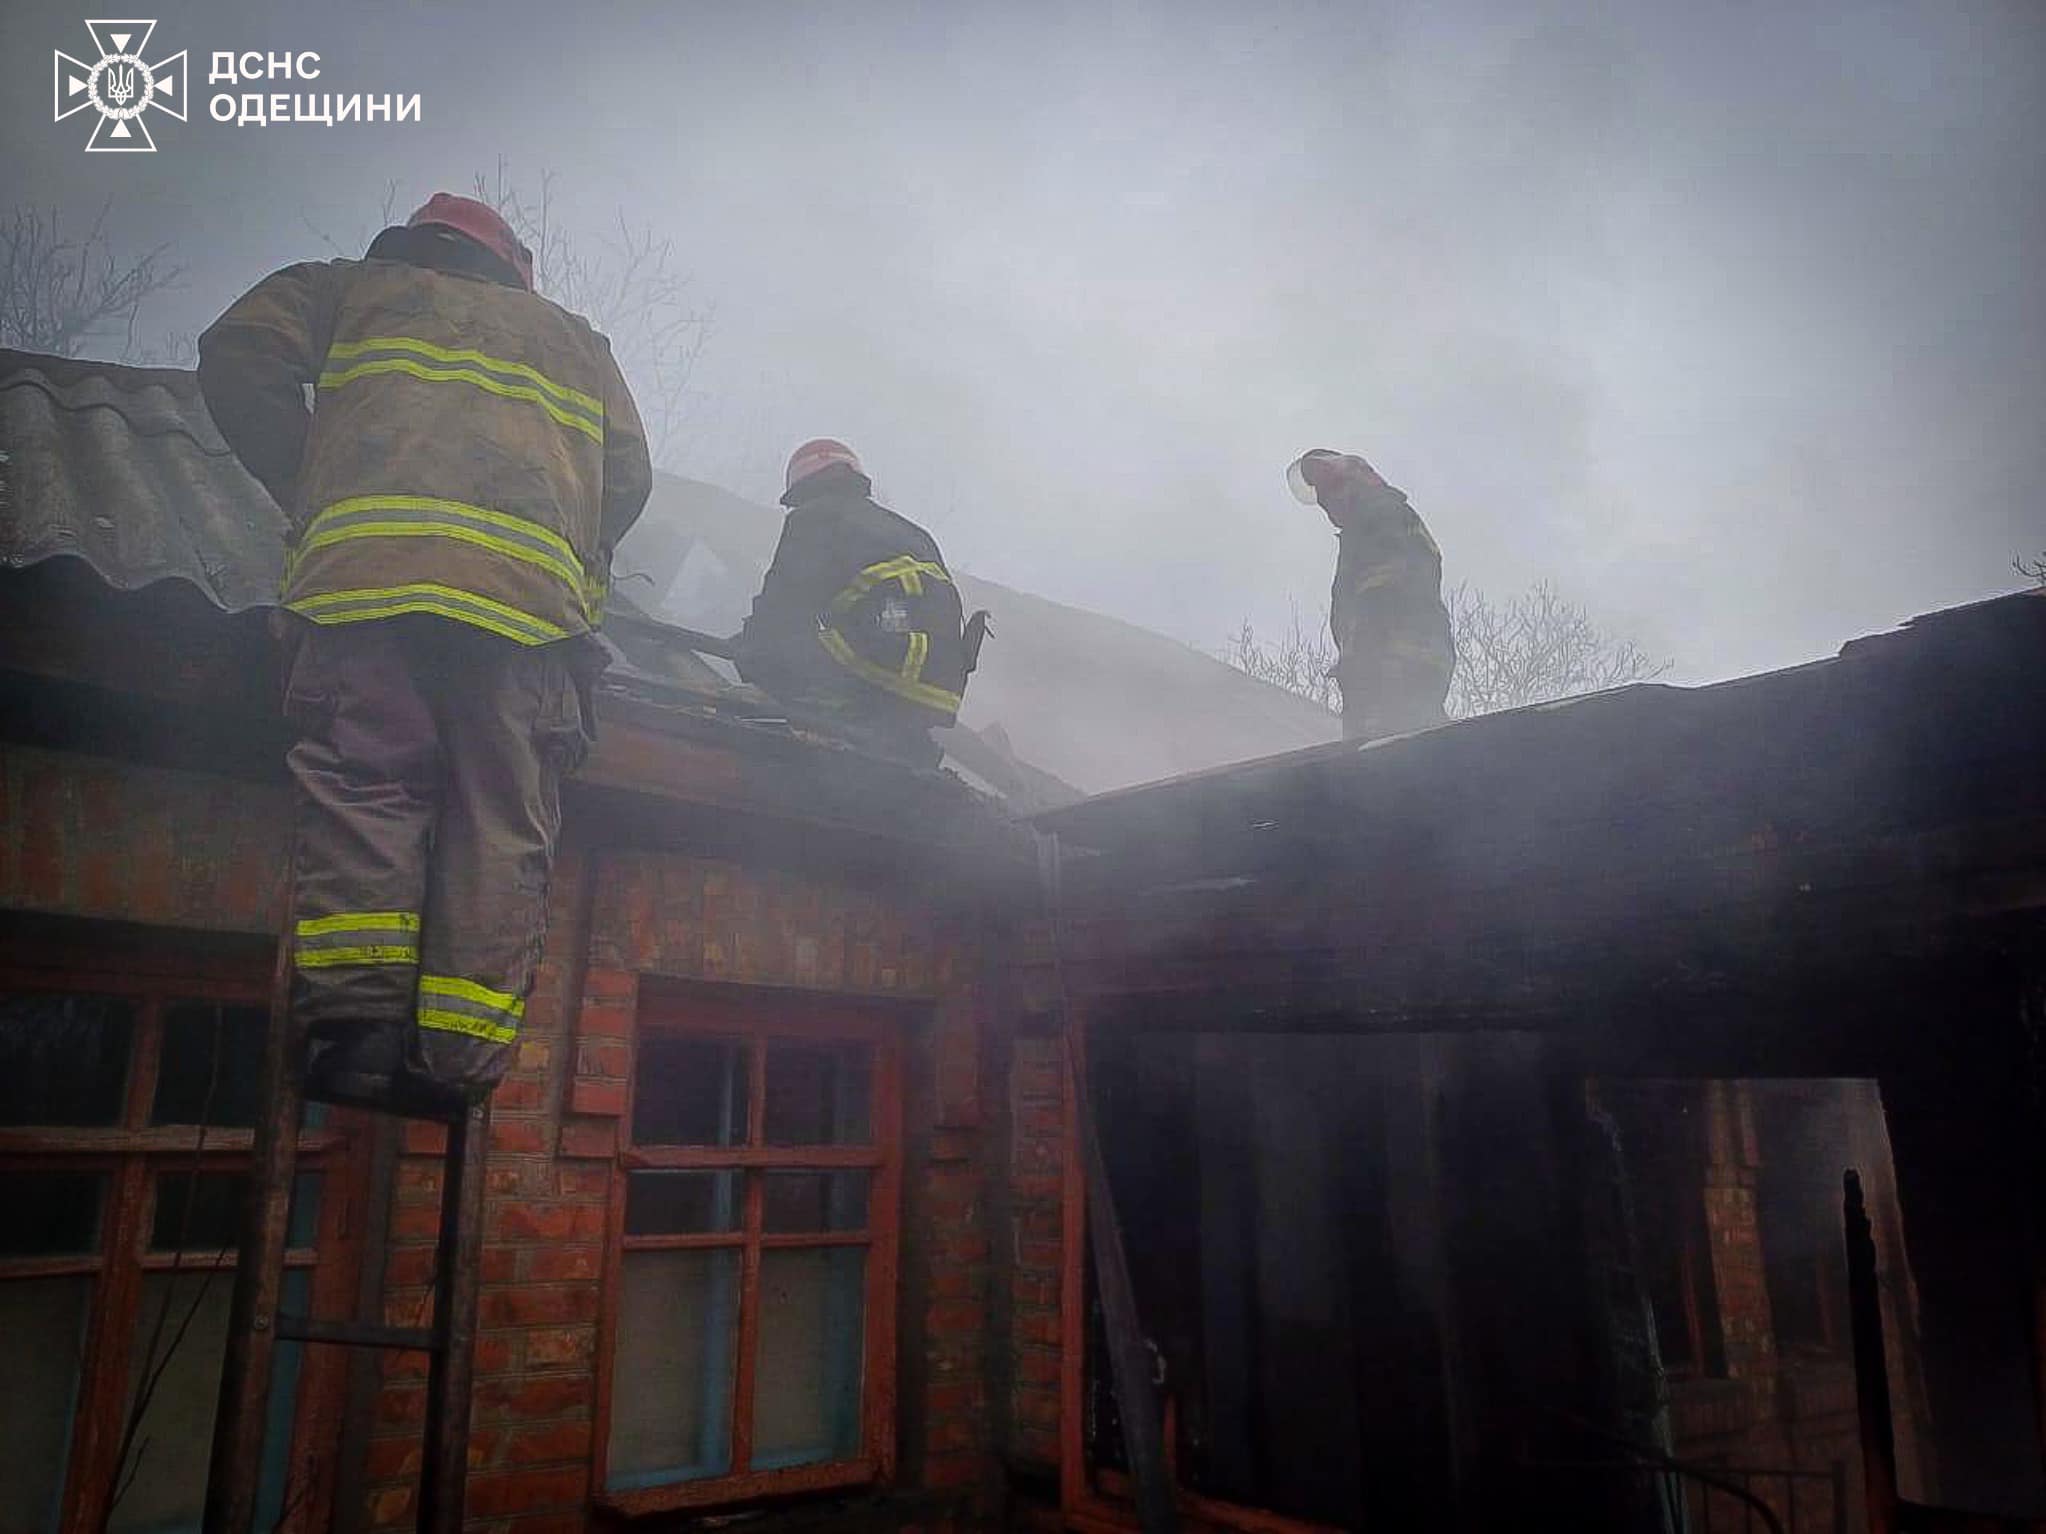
[0,955,364,1534]
[594,987,903,1520]
[1056,1023,1342,1534]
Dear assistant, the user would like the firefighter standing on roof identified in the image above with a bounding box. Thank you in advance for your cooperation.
[1287,448,1455,741]
[734,440,983,768]
[198,193,653,1097]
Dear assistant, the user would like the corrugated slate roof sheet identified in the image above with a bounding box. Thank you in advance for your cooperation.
[0,349,286,610]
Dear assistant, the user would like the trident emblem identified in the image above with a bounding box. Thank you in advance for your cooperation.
[53,21,187,152]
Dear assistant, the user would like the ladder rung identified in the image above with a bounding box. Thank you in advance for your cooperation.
[277,1314,440,1352]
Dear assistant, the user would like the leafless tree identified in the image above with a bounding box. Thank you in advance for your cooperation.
[1219,602,1342,713]
[0,204,185,361]
[473,163,713,469]
[1444,579,1667,717]
[2017,552,2045,587]
[1224,580,1667,720]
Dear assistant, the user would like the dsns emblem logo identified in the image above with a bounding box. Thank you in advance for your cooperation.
[54,20,187,152]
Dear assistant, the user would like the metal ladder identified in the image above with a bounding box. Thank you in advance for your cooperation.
[205,933,490,1534]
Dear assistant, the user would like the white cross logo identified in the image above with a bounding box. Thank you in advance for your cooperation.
[54,20,186,152]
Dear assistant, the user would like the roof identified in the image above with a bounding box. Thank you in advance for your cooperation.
[613,476,1346,795]
[1029,586,2046,1046]
[0,350,286,609]
[1,349,1324,806]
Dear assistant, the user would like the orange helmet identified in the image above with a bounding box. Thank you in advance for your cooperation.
[407,193,533,291]
[785,438,863,493]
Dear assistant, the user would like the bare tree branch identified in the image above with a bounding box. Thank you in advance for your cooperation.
[1222,581,1668,721]
[470,161,714,468]
[2016,552,2045,587]
[0,204,185,362]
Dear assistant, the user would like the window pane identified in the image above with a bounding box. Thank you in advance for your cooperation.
[152,1003,269,1128]
[755,1247,865,1468]
[108,1270,307,1534]
[0,1276,91,1534]
[607,1249,739,1489]
[0,1171,105,1259]
[0,994,133,1126]
[762,1042,872,1146]
[151,1172,321,1252]
[761,1171,870,1235]
[623,1172,740,1237]
[633,1036,748,1147]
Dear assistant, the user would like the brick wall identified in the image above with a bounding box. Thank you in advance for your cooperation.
[354,836,1003,1532]
[1006,1034,1067,1471]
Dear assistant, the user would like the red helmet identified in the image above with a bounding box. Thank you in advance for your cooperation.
[407,193,534,291]
[785,438,863,493]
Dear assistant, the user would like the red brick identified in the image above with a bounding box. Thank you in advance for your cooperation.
[505,1515,589,1534]
[1016,1348,1061,1386]
[569,1077,627,1117]
[922,1452,981,1489]
[480,1285,597,1328]
[925,1380,983,1416]
[584,966,637,1002]
[376,1385,427,1425]
[475,1333,516,1375]
[404,1122,449,1156]
[933,1232,990,1264]
[365,1434,422,1479]
[1016,1240,1061,1272]
[1011,1174,1063,1203]
[389,1204,442,1241]
[490,1202,605,1244]
[18,768,67,906]
[465,1467,588,1519]
[524,1326,596,1369]
[476,1375,591,1421]
[395,1161,443,1200]
[576,1039,630,1078]
[1015,1310,1061,1347]
[557,1118,616,1159]
[516,1040,554,1073]
[494,1076,547,1112]
[927,1415,977,1452]
[576,1000,633,1042]
[1013,1388,1061,1428]
[527,1245,602,1283]
[927,1299,982,1338]
[384,1246,437,1288]
[1013,1273,1059,1308]
[491,1118,549,1155]
[556,1164,610,1199]
[366,1485,416,1529]
[502,1420,593,1466]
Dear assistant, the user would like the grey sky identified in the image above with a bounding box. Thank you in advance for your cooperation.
[7,0,2042,684]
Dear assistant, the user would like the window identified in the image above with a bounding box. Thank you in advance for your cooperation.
[601,990,902,1514]
[0,968,353,1534]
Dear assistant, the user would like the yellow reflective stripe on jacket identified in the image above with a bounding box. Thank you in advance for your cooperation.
[902,628,930,685]
[289,582,570,646]
[321,336,605,443]
[416,974,524,1045]
[818,626,963,714]
[826,555,952,615]
[294,910,420,969]
[326,336,604,416]
[295,496,595,620]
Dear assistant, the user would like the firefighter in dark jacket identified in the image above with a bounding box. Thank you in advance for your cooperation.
[735,440,980,767]
[1287,448,1455,741]
[198,192,653,1099]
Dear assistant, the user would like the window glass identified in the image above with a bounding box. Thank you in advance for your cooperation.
[1,1171,106,1259]
[608,1250,740,1489]
[761,1042,871,1146]
[633,1036,748,1147]
[0,995,133,1126]
[151,1172,321,1253]
[753,1248,865,1469]
[761,1171,870,1235]
[151,1004,269,1128]
[0,1276,92,1534]
[624,1172,740,1237]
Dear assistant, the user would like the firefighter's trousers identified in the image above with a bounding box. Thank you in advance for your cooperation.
[282,616,590,1091]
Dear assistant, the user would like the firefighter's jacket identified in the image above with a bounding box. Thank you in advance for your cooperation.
[1325,480,1455,738]
[734,464,970,729]
[198,251,652,647]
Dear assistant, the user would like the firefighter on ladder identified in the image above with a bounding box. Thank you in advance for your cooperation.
[198,193,652,1099]
[1287,448,1455,741]
[734,439,986,768]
